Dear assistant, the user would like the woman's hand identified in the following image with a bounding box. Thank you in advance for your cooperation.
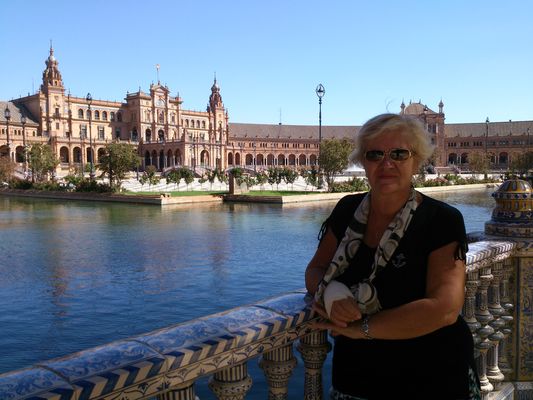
[311,300,363,339]
[312,298,361,327]
[328,297,362,327]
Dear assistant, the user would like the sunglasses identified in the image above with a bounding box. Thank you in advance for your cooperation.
[364,148,414,162]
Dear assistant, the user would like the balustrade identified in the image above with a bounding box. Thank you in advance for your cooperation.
[0,239,526,400]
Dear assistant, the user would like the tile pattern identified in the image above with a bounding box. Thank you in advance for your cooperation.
[466,240,515,272]
[0,291,313,400]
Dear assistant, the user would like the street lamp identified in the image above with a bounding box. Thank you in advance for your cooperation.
[86,93,95,180]
[4,106,11,160]
[485,117,489,179]
[21,115,27,174]
[315,83,325,187]
[253,138,257,172]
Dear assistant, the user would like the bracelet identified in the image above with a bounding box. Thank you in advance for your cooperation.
[361,315,373,340]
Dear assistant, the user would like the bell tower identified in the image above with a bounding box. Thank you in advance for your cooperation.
[41,45,65,94]
[40,44,66,141]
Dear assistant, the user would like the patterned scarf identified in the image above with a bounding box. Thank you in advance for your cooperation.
[315,188,419,315]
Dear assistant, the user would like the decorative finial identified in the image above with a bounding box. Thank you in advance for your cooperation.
[156,64,160,84]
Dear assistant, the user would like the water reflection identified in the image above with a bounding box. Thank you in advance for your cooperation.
[0,189,495,375]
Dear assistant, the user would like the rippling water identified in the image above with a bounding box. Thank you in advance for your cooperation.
[0,188,496,394]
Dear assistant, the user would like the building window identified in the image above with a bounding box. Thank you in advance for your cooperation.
[80,125,87,139]
[78,109,84,119]
[202,121,206,128]
[116,112,122,122]
[115,127,121,139]
[102,111,107,121]
[94,110,100,120]
[98,126,105,140]
[110,112,115,121]
[56,122,60,129]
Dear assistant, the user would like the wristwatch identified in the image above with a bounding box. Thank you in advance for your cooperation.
[361,315,373,340]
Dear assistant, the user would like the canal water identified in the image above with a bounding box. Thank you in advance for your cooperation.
[0,188,496,397]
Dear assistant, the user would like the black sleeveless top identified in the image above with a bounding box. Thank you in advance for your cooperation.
[322,193,476,399]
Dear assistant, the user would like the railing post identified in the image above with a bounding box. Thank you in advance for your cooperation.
[259,343,297,400]
[208,362,252,400]
[157,381,196,400]
[297,330,331,400]
[498,258,514,379]
[476,265,495,398]
[464,270,481,347]
[487,261,505,387]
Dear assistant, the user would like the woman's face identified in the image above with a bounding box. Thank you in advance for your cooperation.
[361,129,418,196]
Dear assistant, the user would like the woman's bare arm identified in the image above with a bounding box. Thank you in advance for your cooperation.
[313,241,466,339]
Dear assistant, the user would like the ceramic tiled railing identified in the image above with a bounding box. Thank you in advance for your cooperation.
[0,239,517,400]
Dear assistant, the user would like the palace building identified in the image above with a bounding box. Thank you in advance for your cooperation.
[1,47,531,177]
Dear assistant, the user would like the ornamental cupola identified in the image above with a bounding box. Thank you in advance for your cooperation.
[208,76,223,111]
[485,179,532,237]
[41,45,64,92]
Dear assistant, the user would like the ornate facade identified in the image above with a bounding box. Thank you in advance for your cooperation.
[1,48,531,176]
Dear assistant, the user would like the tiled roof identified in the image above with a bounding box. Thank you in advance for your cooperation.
[446,120,531,138]
[0,101,39,125]
[229,123,357,140]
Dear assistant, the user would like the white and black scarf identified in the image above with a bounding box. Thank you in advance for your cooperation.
[315,188,419,315]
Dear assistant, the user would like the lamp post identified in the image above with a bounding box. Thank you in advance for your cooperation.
[21,115,27,174]
[4,106,11,161]
[485,117,489,180]
[86,93,95,180]
[253,139,257,172]
[315,83,325,187]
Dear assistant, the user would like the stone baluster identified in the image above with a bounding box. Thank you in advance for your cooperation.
[498,258,514,378]
[297,330,331,400]
[464,270,481,350]
[208,362,253,400]
[486,262,505,387]
[259,343,298,400]
[157,381,196,400]
[475,265,495,398]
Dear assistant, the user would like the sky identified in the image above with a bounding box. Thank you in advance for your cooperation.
[0,0,531,126]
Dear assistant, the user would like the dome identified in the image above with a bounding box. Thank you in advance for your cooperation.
[404,102,433,115]
[485,178,532,237]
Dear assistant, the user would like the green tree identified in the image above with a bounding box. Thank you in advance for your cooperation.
[467,152,490,180]
[180,167,195,189]
[282,167,298,189]
[255,171,268,190]
[0,157,16,183]
[139,165,160,190]
[27,143,59,183]
[97,143,140,191]
[509,152,533,177]
[267,167,282,190]
[319,138,354,191]
[166,169,182,190]
[301,168,319,190]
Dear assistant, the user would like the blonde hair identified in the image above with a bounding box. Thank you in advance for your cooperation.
[350,113,435,168]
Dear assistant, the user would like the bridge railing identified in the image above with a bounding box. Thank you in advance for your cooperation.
[0,238,519,400]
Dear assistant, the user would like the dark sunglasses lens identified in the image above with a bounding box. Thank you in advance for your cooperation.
[365,150,384,161]
[390,149,410,161]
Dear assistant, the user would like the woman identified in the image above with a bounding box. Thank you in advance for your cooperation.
[306,113,480,399]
